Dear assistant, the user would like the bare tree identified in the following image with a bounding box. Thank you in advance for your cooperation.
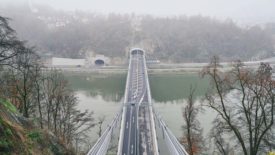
[0,16,26,89]
[0,16,96,153]
[0,16,24,66]
[209,118,231,155]
[32,63,44,128]
[201,56,275,155]
[181,86,204,155]
[262,129,275,152]
[41,70,95,148]
[7,47,39,117]
[0,17,35,114]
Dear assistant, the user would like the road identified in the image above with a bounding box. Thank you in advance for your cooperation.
[88,48,186,155]
[122,49,146,155]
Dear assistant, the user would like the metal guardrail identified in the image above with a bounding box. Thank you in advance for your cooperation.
[87,110,122,155]
[87,106,189,155]
[154,110,189,155]
[87,48,189,155]
[117,51,133,155]
[143,54,159,155]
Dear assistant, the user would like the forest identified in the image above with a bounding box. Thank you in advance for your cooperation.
[0,16,94,154]
[1,4,275,63]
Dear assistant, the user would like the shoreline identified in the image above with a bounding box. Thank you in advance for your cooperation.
[43,60,272,74]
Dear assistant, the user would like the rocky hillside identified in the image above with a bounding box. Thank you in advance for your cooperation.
[0,98,72,155]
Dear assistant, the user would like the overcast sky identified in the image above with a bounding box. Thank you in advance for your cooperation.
[1,0,275,25]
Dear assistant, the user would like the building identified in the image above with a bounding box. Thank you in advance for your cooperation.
[49,57,85,67]
[46,54,110,68]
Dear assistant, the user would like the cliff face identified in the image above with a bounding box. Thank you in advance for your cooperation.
[0,98,72,155]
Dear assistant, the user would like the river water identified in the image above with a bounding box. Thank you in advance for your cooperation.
[65,72,215,154]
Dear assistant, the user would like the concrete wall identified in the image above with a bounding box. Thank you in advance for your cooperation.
[51,57,85,66]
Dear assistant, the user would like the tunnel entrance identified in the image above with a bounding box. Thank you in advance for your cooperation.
[131,49,144,55]
[94,59,105,66]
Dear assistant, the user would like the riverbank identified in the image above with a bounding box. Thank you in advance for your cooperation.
[43,59,273,74]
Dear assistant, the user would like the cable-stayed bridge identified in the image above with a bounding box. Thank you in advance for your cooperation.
[87,48,188,155]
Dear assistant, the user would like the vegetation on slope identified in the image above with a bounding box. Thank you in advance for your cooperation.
[0,16,95,154]
[0,99,70,155]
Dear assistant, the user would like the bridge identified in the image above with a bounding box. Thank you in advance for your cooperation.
[87,48,188,155]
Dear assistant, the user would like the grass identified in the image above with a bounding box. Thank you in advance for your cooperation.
[0,117,14,153]
[0,98,17,113]
[4,128,12,136]
[0,98,63,154]
[0,139,13,151]
[27,130,42,142]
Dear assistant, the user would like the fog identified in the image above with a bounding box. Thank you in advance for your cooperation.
[1,1,275,154]
[1,0,275,25]
[1,0,275,63]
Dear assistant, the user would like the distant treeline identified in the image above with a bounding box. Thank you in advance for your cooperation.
[1,4,275,62]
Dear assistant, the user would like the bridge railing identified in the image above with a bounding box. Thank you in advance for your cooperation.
[88,48,189,155]
[143,54,159,155]
[87,108,122,155]
[117,50,134,155]
[153,109,189,155]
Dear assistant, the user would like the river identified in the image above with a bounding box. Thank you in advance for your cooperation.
[65,72,215,154]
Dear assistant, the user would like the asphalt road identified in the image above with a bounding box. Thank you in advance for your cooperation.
[122,50,145,155]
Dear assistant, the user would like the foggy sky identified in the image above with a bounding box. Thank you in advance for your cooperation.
[1,0,275,25]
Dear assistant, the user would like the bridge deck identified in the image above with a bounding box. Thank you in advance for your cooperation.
[118,49,158,155]
[88,48,188,155]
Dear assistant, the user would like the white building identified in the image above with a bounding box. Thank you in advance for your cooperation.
[50,57,85,67]
[47,55,110,68]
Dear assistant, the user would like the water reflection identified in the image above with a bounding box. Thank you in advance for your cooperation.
[66,72,209,103]
[65,72,212,150]
[149,73,209,102]
[65,73,126,102]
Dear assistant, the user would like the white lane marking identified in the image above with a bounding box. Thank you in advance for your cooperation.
[132,116,134,123]
[131,145,134,154]
[127,107,133,155]
[126,122,129,129]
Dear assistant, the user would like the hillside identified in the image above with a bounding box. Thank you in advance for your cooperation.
[1,4,274,62]
[0,98,72,155]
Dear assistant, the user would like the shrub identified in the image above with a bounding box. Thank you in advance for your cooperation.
[0,98,17,113]
[27,131,42,142]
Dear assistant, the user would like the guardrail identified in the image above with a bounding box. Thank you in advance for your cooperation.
[143,54,159,155]
[154,110,189,155]
[88,48,189,155]
[87,110,122,155]
[117,51,133,155]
